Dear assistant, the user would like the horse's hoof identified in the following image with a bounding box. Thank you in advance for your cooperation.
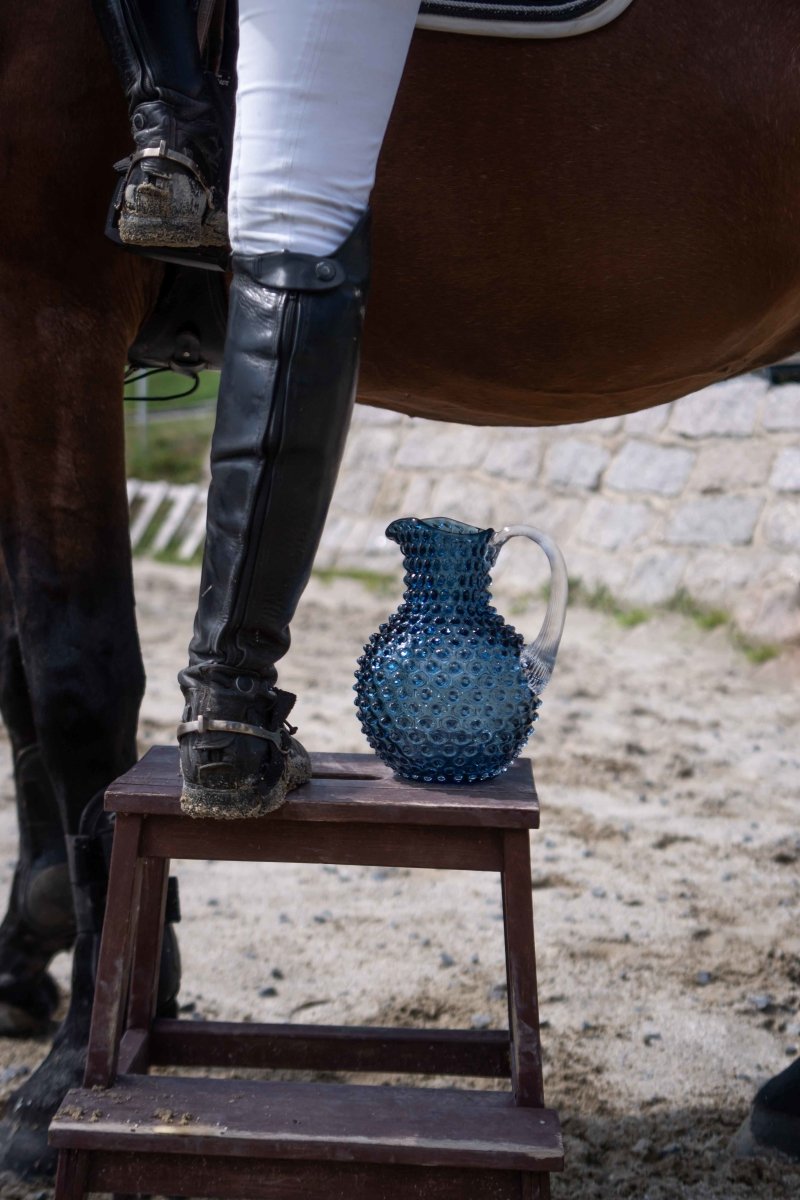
[0,1114,58,1184]
[0,929,94,1184]
[0,972,59,1038]
[0,1034,85,1182]
[731,1058,800,1162]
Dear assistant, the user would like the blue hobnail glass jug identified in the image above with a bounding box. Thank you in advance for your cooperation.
[354,516,568,783]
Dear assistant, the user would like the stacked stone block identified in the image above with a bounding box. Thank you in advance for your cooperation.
[319,374,800,643]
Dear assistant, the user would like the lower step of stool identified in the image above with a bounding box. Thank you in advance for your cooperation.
[51,1074,562,1172]
[61,1152,553,1200]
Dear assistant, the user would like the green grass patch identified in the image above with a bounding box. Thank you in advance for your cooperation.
[125,411,215,484]
[313,567,398,597]
[730,631,780,665]
[511,580,650,626]
[616,607,651,629]
[665,588,727,631]
[569,580,651,628]
[124,368,219,409]
[569,578,781,663]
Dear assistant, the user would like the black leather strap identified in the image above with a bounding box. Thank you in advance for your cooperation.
[233,252,346,292]
[233,212,371,293]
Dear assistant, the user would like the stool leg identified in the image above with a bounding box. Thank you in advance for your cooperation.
[54,1148,89,1200]
[501,829,544,1107]
[84,814,144,1087]
[525,1173,552,1199]
[126,855,170,1034]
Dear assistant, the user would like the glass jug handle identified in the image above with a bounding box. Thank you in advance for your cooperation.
[490,525,568,693]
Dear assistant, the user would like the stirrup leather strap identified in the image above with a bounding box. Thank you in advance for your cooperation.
[176,713,286,747]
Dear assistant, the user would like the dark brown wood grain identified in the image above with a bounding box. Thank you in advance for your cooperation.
[52,1074,562,1171]
[126,856,169,1032]
[501,831,544,1107]
[117,1027,149,1075]
[106,747,540,829]
[148,1018,511,1077]
[83,814,143,1088]
[54,1149,90,1200]
[87,1151,541,1198]
[141,815,504,871]
[530,1173,552,1200]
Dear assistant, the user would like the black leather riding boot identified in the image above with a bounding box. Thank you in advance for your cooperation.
[177,215,370,818]
[93,0,227,248]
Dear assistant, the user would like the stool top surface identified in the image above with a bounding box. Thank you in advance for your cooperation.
[52,1074,562,1169]
[105,746,539,828]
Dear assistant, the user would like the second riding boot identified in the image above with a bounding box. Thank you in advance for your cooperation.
[93,0,228,248]
[177,215,371,818]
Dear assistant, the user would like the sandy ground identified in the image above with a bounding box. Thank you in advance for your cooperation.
[0,559,799,1198]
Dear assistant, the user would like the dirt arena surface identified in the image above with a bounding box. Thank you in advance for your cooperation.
[0,559,799,1198]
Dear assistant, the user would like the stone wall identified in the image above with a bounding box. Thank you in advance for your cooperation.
[319,374,800,644]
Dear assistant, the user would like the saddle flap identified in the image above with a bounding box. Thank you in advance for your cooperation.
[127,263,229,376]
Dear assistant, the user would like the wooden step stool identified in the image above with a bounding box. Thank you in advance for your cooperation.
[50,747,563,1199]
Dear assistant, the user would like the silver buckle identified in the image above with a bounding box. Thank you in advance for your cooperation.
[119,143,214,207]
[176,713,286,750]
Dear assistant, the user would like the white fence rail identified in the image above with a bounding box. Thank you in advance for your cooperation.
[128,479,207,560]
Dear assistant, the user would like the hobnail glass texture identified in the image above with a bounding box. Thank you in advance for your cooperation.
[354,517,541,784]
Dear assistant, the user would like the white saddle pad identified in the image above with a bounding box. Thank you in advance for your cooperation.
[417,0,635,39]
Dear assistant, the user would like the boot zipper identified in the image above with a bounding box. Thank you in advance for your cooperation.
[217,290,301,669]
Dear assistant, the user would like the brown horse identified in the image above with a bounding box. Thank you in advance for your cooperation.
[1,0,799,1180]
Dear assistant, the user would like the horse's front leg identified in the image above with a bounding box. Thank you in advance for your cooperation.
[0,313,147,1181]
[0,372,145,836]
[0,556,75,1037]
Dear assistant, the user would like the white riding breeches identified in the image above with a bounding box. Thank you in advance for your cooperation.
[230,0,421,257]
